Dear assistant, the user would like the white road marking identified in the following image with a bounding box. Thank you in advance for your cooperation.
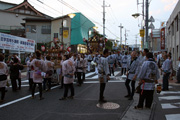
[87,71,120,79]
[0,85,59,109]
[159,96,180,101]
[165,114,180,120]
[160,91,180,95]
[85,72,95,77]
[161,103,180,109]
[21,80,29,83]
[83,80,124,84]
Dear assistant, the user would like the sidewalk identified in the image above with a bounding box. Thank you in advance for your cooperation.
[121,75,180,120]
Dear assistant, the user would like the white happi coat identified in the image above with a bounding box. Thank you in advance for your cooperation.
[98,56,110,83]
[75,58,84,73]
[63,59,75,84]
[31,59,45,83]
[137,55,146,74]
[27,60,33,79]
[127,57,139,80]
[138,59,160,90]
[44,60,54,78]
[87,55,93,62]
[83,58,87,73]
[117,54,122,63]
[0,62,8,88]
[108,55,115,68]
[122,55,128,68]
[162,59,171,73]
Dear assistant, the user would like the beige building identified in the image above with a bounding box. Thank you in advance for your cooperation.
[166,0,180,69]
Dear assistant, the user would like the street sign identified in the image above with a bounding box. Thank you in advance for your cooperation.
[149,23,155,29]
[140,29,145,37]
[149,16,155,22]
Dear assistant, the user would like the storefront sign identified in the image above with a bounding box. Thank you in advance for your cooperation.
[63,30,69,38]
[160,28,165,50]
[0,32,35,52]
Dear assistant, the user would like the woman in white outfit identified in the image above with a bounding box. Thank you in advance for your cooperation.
[31,51,45,100]
[0,54,8,103]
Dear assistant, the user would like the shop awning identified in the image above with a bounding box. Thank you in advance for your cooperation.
[70,12,95,45]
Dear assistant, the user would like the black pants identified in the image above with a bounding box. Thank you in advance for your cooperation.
[82,73,85,81]
[77,72,82,85]
[163,73,170,90]
[63,83,74,98]
[109,67,114,76]
[11,78,21,91]
[121,68,126,75]
[137,90,154,108]
[32,83,42,98]
[125,79,136,98]
[43,78,51,90]
[29,78,33,90]
[61,76,64,88]
[28,72,33,90]
[0,87,5,100]
[99,83,106,100]
[177,68,180,83]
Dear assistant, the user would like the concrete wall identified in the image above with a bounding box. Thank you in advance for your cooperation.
[0,11,41,28]
[166,0,180,69]
[51,17,71,49]
[25,22,51,43]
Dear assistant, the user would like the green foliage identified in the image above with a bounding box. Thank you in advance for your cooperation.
[105,40,112,50]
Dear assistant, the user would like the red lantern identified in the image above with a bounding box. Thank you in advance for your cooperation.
[67,47,71,52]
[105,38,108,42]
[41,45,45,52]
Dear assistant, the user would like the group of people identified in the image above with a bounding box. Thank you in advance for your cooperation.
[0,48,179,110]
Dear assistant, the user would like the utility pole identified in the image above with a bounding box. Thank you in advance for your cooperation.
[125,29,127,46]
[142,0,144,49]
[102,0,110,47]
[145,0,149,49]
[135,35,138,48]
[118,23,123,50]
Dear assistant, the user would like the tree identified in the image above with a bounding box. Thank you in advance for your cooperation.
[105,40,113,50]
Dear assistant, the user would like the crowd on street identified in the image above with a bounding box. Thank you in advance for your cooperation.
[0,49,180,110]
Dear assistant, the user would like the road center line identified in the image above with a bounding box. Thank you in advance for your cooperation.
[0,85,59,109]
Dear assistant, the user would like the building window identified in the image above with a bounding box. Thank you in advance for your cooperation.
[177,45,179,60]
[41,25,51,34]
[172,22,174,36]
[26,25,36,33]
[176,16,179,31]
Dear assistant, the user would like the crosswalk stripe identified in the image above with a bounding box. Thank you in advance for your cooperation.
[160,91,180,95]
[165,114,180,120]
[85,72,96,77]
[159,96,180,101]
[161,103,180,109]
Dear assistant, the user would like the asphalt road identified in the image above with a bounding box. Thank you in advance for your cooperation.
[0,70,133,120]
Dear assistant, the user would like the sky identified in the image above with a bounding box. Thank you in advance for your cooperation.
[1,0,179,45]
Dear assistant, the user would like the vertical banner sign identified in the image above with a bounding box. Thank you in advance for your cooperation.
[0,32,35,52]
[160,28,165,50]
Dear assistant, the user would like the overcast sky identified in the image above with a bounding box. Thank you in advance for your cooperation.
[1,0,179,45]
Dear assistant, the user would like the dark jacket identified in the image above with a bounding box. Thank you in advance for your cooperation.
[10,64,24,79]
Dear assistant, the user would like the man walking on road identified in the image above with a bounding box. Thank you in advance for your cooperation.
[98,49,110,103]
